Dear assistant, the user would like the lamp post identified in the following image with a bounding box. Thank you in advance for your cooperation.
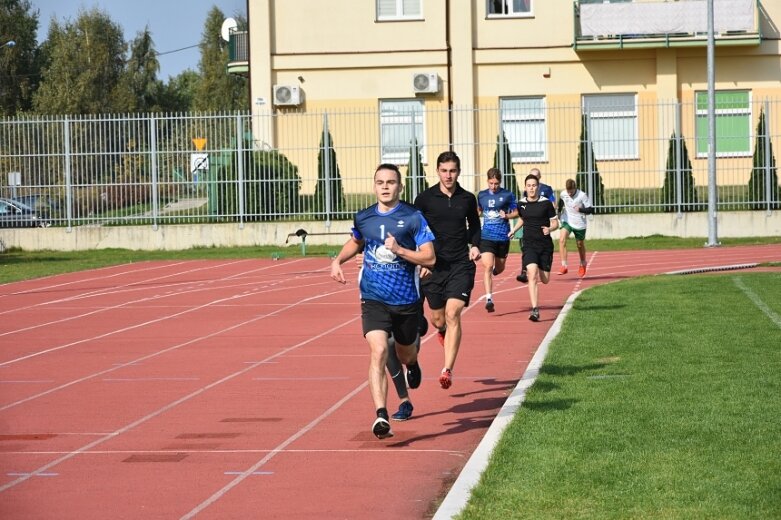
[2,40,16,48]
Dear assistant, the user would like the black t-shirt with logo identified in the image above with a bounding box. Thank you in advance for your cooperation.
[518,196,557,250]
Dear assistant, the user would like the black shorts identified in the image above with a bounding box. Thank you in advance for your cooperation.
[361,299,420,346]
[522,245,554,273]
[421,259,476,310]
[479,239,510,258]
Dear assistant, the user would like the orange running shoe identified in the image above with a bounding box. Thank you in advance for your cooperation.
[578,265,586,277]
[558,265,568,275]
[439,368,452,389]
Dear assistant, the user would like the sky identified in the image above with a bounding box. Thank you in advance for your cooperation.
[33,0,247,79]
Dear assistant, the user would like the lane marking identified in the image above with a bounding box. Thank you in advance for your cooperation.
[0,313,360,493]
[0,285,353,411]
[733,276,781,329]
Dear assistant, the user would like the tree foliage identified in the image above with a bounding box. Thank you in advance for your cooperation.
[193,7,248,111]
[576,114,605,211]
[0,0,41,115]
[33,8,131,114]
[314,125,347,219]
[747,108,780,209]
[403,138,428,203]
[492,131,519,196]
[125,27,162,112]
[662,132,701,212]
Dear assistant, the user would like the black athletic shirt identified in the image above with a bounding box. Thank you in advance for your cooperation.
[414,183,481,263]
[518,196,557,249]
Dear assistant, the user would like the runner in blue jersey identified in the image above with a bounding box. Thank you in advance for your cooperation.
[477,168,518,313]
[331,163,435,439]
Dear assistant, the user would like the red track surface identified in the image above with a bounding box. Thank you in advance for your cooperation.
[1,245,779,519]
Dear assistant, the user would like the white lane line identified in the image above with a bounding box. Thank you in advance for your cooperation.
[0,278,335,368]
[6,448,461,455]
[180,382,368,520]
[102,378,200,382]
[733,276,781,329]
[0,313,360,493]
[0,285,353,411]
[1,259,310,337]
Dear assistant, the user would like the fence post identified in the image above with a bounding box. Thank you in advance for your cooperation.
[323,111,332,228]
[237,113,245,228]
[764,99,772,215]
[409,113,419,201]
[63,116,73,232]
[149,115,159,230]
[585,112,594,201]
[675,102,683,217]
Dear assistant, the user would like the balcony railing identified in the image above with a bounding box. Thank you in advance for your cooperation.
[228,30,249,75]
[574,0,761,50]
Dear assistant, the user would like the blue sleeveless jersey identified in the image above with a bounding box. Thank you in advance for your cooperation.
[353,202,435,305]
[477,188,517,242]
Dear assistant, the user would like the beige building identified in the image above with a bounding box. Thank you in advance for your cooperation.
[232,0,780,195]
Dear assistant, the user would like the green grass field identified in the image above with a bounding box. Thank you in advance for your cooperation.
[458,273,781,519]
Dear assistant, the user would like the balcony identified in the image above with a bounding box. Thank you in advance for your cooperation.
[228,30,249,75]
[574,0,761,51]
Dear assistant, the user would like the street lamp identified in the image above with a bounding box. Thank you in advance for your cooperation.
[1,40,16,48]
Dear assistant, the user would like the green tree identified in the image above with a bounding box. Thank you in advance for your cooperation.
[576,114,605,211]
[158,70,200,112]
[193,7,248,111]
[33,8,130,114]
[492,131,519,196]
[314,125,347,219]
[662,132,700,212]
[0,0,41,115]
[403,138,428,203]
[747,108,780,210]
[125,27,163,112]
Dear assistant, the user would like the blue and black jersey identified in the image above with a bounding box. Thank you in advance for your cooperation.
[353,202,435,305]
[477,188,517,242]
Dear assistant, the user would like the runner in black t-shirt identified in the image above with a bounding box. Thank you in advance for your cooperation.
[414,151,481,390]
[509,174,559,322]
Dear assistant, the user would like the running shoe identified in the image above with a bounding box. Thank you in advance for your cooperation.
[485,299,495,313]
[516,270,528,283]
[406,362,422,389]
[437,328,446,347]
[391,401,414,421]
[578,265,587,277]
[558,266,568,275]
[372,416,393,439]
[529,307,540,322]
[439,368,453,389]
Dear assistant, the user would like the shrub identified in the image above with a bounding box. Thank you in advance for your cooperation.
[575,114,605,212]
[662,132,701,212]
[747,108,780,210]
[403,138,428,203]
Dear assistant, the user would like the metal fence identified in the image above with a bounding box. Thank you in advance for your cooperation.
[1,98,778,229]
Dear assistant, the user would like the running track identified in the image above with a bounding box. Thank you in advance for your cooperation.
[1,245,779,519]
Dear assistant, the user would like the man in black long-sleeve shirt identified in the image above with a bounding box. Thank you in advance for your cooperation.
[414,151,481,390]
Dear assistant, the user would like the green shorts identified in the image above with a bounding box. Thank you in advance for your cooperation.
[561,221,587,241]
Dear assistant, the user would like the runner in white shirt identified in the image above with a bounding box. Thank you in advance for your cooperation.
[557,179,594,278]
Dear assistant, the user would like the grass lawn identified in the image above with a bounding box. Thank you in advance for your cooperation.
[458,273,781,519]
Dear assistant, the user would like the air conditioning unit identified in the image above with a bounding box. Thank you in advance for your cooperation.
[273,85,302,106]
[413,72,439,94]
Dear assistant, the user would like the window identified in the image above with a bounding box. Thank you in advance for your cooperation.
[377,0,422,20]
[487,0,532,17]
[582,94,638,160]
[695,90,751,157]
[500,97,546,162]
[380,100,425,164]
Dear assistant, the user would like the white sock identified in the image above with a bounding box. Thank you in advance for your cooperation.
[562,261,568,267]
[486,293,492,301]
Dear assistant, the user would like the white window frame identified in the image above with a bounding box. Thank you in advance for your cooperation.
[695,90,752,158]
[500,97,547,163]
[379,99,426,165]
[487,0,533,18]
[377,0,423,21]
[582,93,638,161]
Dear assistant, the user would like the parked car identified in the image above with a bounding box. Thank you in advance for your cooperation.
[13,193,60,220]
[0,197,51,228]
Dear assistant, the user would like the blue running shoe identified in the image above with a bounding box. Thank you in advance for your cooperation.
[391,401,414,421]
